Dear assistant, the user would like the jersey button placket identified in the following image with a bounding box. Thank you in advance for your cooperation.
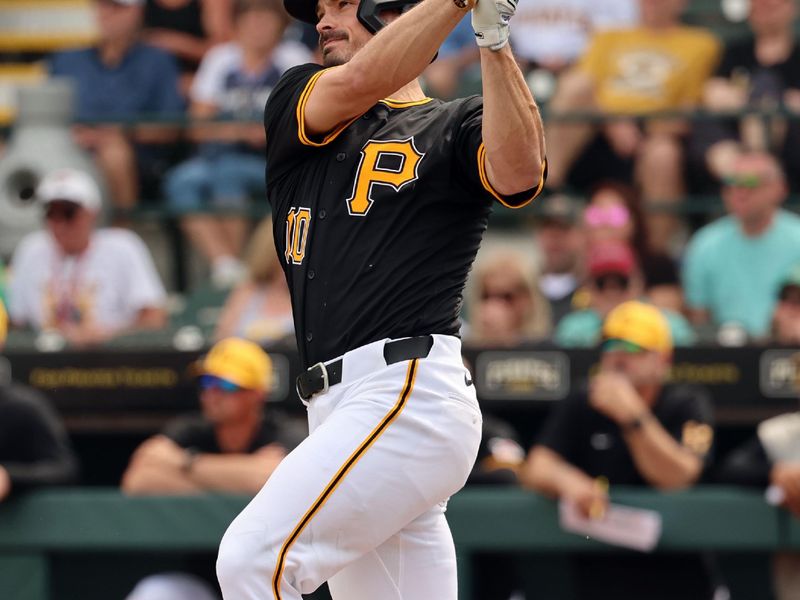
[306,332,313,342]
[336,153,346,162]
[319,209,327,220]
[308,269,316,280]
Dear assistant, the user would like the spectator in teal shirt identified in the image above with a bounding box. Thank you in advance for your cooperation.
[683,152,800,339]
[556,240,696,347]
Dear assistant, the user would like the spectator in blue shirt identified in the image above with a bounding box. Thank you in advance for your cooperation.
[49,0,185,208]
[683,151,800,340]
[163,0,310,288]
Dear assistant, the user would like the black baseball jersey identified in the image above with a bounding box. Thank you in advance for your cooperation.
[264,64,545,368]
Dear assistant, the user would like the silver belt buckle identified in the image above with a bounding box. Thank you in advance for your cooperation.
[296,361,330,400]
[314,361,330,395]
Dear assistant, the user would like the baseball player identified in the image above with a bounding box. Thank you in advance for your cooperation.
[216,0,546,596]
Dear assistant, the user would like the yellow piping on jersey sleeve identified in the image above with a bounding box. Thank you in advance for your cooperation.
[296,68,359,147]
[477,142,547,209]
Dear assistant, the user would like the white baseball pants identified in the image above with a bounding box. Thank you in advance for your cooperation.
[217,334,482,600]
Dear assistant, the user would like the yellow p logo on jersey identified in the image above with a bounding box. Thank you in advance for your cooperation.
[346,137,425,216]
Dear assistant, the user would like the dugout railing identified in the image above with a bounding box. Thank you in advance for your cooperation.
[0,486,793,600]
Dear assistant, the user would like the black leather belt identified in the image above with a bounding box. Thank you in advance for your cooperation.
[296,335,434,401]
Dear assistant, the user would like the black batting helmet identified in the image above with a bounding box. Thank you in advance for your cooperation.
[284,0,423,34]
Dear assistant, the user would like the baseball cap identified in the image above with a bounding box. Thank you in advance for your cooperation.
[200,337,272,391]
[535,193,581,226]
[601,300,672,354]
[588,240,635,277]
[37,168,102,212]
[0,301,7,347]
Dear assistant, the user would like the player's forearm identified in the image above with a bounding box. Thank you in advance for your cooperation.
[480,45,545,195]
[189,453,283,494]
[624,421,702,489]
[344,0,467,100]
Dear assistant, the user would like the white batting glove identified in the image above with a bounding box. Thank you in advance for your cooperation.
[471,0,517,51]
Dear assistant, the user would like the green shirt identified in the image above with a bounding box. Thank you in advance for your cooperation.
[555,306,697,348]
[682,210,800,336]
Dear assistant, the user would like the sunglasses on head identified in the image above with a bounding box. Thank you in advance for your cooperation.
[45,203,79,222]
[593,273,630,291]
[199,374,243,393]
[721,173,767,189]
[584,204,630,228]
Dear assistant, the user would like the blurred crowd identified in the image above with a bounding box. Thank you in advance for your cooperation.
[0,0,799,350]
[2,1,800,598]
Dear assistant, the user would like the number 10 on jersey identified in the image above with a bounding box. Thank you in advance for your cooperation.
[285,207,311,265]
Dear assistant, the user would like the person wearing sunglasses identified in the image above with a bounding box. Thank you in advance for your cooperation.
[556,239,695,348]
[6,168,167,347]
[523,300,719,600]
[465,249,552,346]
[584,181,683,314]
[683,151,800,341]
[121,337,302,599]
[122,337,301,496]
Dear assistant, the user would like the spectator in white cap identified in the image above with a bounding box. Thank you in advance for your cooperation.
[7,168,168,347]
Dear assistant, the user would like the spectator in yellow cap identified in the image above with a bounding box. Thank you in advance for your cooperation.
[122,337,303,496]
[522,300,720,600]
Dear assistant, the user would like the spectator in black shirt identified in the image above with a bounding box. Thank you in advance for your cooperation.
[0,301,78,501]
[697,0,800,190]
[121,337,302,495]
[531,193,585,327]
[522,300,717,600]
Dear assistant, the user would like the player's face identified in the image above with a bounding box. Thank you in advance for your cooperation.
[316,0,373,66]
[44,201,96,255]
